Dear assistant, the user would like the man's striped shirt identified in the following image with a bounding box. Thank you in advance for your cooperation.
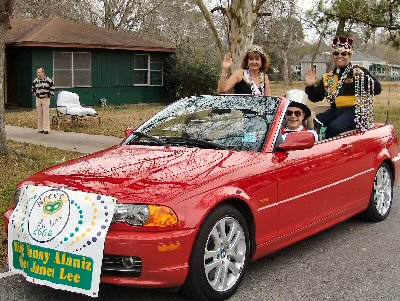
[32,77,55,99]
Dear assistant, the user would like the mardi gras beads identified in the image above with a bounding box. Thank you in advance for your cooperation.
[244,69,265,96]
[354,68,374,131]
[326,63,353,105]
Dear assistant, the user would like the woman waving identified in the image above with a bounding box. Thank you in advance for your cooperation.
[217,45,271,96]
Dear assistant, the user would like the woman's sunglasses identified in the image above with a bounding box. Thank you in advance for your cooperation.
[333,51,349,57]
[285,110,302,117]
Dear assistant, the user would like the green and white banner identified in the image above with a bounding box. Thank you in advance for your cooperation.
[8,185,117,297]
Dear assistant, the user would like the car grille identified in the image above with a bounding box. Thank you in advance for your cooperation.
[102,255,142,277]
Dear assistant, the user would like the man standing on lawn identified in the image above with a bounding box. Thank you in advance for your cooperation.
[304,37,382,139]
[32,68,55,134]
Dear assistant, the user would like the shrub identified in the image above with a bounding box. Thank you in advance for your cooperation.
[164,40,220,100]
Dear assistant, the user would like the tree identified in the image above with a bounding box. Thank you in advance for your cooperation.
[137,0,217,46]
[194,0,272,70]
[164,40,220,99]
[13,0,167,31]
[256,0,304,83]
[13,0,83,21]
[306,0,400,47]
[0,0,15,155]
[85,0,166,31]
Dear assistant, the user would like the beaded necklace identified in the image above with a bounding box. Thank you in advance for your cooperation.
[354,68,375,130]
[244,69,264,95]
[325,63,353,105]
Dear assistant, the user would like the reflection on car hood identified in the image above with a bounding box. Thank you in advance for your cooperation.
[24,145,263,204]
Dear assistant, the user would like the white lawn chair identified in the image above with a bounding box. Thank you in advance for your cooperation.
[52,91,100,125]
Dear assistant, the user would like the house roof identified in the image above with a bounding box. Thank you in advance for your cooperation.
[351,50,386,64]
[301,50,386,65]
[6,17,175,52]
[301,54,331,64]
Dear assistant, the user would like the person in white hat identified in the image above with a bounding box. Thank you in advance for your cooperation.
[281,89,318,142]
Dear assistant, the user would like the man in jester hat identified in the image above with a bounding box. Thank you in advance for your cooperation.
[304,37,381,139]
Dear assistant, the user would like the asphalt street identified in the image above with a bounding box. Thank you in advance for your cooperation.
[1,188,400,301]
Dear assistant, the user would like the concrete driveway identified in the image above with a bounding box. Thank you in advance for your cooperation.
[6,125,122,154]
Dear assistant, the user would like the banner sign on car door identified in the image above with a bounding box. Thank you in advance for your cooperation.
[8,185,116,297]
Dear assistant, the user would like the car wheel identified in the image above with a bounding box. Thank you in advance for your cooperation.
[364,162,393,222]
[51,116,58,125]
[182,204,250,301]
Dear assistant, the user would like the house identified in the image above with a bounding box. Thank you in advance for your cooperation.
[300,50,397,81]
[350,50,387,78]
[5,17,175,108]
[388,65,400,80]
[300,53,332,80]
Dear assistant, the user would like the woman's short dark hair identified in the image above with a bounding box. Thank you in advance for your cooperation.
[240,50,270,73]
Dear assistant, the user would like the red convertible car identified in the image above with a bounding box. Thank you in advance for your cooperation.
[4,95,400,300]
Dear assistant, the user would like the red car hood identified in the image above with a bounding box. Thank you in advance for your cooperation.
[24,145,263,204]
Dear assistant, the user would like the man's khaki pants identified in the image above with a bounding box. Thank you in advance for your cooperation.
[36,97,50,132]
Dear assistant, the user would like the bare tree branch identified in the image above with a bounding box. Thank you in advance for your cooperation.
[210,6,227,15]
[193,0,225,57]
[253,0,268,13]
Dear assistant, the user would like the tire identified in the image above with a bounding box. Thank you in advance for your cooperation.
[71,115,79,124]
[182,205,250,301]
[51,116,58,125]
[364,162,393,222]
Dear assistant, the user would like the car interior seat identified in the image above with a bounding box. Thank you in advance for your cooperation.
[310,105,330,139]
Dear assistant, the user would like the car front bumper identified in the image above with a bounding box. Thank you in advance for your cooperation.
[4,208,197,288]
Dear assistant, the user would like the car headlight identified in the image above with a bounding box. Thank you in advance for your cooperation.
[14,188,21,205]
[112,204,178,227]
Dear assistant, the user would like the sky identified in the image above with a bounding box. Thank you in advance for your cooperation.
[296,0,321,42]
[301,0,315,10]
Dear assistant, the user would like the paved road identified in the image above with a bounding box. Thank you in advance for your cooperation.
[6,125,122,154]
[1,189,400,301]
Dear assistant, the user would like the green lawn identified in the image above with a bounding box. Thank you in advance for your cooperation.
[6,103,166,138]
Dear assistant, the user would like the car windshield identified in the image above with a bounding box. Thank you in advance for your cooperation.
[125,95,281,152]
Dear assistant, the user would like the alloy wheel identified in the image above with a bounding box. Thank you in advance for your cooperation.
[203,217,246,292]
[373,165,392,216]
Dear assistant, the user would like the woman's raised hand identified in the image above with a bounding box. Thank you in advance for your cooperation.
[222,52,233,71]
[305,68,318,86]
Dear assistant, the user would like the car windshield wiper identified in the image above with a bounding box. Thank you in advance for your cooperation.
[127,131,167,146]
[164,137,227,150]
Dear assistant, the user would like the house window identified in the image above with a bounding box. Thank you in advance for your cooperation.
[53,52,91,87]
[134,54,163,86]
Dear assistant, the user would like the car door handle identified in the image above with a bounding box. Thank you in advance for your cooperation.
[340,144,353,153]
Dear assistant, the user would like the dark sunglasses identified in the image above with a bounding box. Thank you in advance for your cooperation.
[333,51,349,56]
[286,110,302,117]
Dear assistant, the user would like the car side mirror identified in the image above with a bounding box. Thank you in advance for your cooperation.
[125,127,135,138]
[279,131,315,151]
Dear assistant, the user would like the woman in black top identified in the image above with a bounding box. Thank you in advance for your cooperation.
[217,45,271,95]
